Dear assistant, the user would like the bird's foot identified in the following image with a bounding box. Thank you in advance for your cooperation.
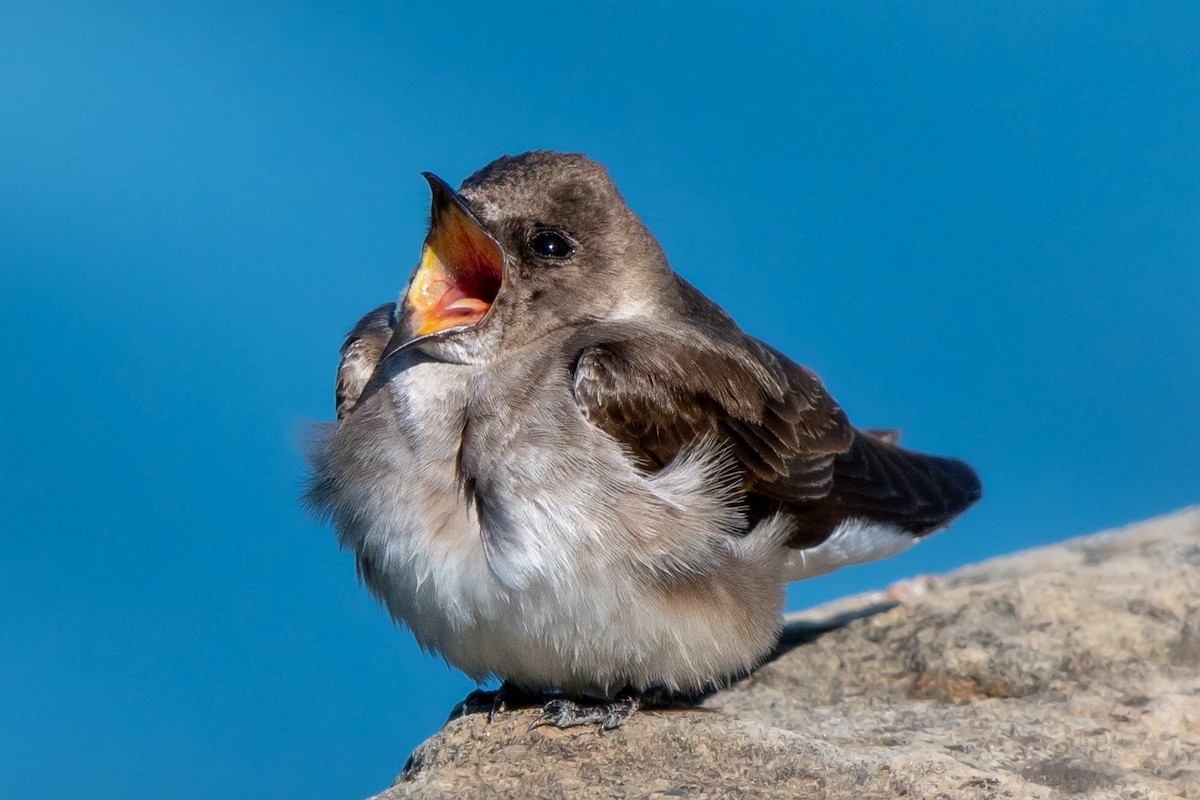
[455,682,538,723]
[528,693,641,733]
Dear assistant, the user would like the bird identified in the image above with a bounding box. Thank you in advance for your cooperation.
[305,150,981,730]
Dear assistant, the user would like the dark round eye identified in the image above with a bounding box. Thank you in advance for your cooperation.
[528,230,575,260]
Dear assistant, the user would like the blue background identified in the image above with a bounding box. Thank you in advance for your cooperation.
[2,3,1197,798]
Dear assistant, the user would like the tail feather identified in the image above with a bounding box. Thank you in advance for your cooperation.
[787,429,981,545]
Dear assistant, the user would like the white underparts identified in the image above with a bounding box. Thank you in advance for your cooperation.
[784,518,916,581]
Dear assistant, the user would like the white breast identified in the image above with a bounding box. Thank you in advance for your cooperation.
[310,350,790,697]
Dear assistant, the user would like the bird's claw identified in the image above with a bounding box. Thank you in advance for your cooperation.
[528,695,639,733]
[456,683,535,723]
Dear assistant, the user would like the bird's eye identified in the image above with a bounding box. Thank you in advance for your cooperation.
[528,230,575,260]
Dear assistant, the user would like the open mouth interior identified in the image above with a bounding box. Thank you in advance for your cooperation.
[406,208,504,338]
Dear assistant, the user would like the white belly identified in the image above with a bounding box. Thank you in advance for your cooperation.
[310,355,789,697]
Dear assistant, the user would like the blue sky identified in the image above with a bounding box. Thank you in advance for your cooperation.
[2,2,1197,798]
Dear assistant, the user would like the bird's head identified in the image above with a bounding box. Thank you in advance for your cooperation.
[396,151,674,362]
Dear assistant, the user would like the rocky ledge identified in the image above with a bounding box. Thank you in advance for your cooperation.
[377,508,1200,799]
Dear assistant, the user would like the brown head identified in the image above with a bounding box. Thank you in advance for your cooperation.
[394,151,680,363]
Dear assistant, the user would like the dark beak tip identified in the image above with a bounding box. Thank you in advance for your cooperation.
[422,171,455,198]
[417,171,504,259]
[421,172,470,222]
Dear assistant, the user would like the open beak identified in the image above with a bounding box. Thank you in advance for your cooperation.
[403,173,504,339]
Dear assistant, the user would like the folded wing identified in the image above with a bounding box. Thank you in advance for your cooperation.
[569,321,981,551]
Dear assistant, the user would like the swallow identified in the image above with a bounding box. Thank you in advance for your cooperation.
[306,151,981,730]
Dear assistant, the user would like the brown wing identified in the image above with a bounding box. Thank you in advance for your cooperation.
[569,322,981,547]
[801,429,982,538]
[569,321,854,510]
[335,303,396,420]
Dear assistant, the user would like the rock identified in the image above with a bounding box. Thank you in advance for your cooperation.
[377,508,1200,799]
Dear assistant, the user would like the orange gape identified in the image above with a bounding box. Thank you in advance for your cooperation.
[406,183,503,337]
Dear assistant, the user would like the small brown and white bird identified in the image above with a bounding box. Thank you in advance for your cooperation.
[306,151,980,729]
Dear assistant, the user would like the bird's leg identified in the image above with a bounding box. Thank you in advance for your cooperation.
[488,682,539,722]
[529,687,668,733]
[456,682,538,723]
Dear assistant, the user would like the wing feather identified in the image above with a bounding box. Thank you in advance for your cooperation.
[334,303,396,420]
[568,321,981,549]
[569,321,853,503]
